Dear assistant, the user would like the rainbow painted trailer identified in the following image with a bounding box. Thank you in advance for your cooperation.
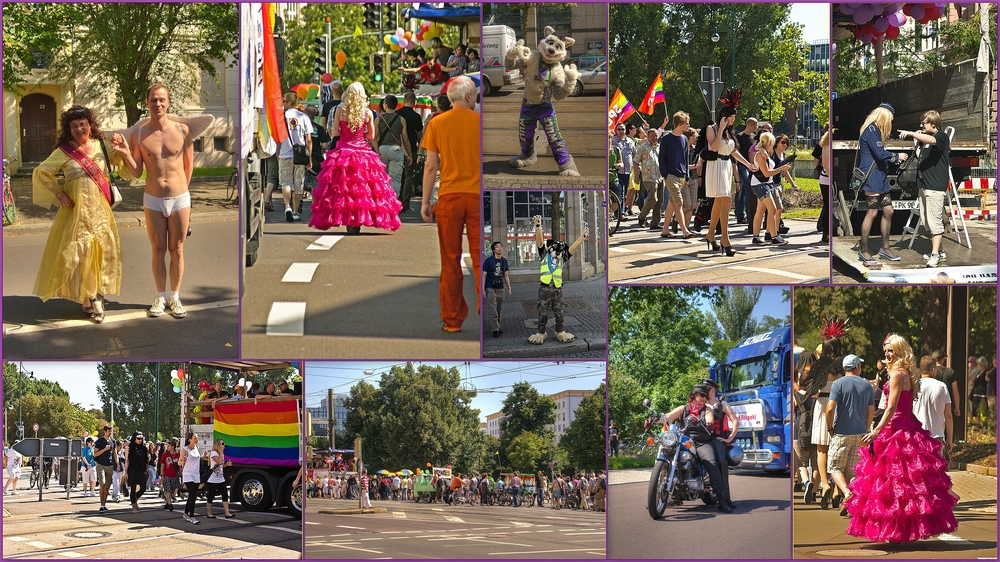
[710,326,792,472]
[184,362,303,516]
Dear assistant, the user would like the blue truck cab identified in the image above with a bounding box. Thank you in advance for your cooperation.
[710,326,791,472]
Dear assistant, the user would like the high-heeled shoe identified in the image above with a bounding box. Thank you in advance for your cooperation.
[819,485,833,509]
[721,245,737,257]
[705,236,720,252]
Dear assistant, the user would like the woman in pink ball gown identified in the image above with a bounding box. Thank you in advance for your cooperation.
[845,334,959,543]
[309,81,401,234]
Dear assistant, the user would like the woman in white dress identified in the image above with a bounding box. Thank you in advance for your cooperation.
[699,89,755,256]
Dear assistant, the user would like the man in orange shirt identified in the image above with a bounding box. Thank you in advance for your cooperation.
[421,76,481,332]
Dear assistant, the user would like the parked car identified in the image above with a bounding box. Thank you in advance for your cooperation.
[571,60,606,97]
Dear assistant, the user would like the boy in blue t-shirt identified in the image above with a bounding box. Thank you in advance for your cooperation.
[482,242,511,338]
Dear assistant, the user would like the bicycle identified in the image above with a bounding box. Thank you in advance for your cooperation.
[608,189,621,236]
[225,151,238,202]
[3,158,18,226]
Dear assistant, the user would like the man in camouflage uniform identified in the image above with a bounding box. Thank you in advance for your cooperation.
[528,214,588,344]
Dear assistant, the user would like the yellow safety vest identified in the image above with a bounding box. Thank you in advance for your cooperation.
[540,258,563,288]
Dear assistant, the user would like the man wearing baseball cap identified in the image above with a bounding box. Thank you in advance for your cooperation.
[825,354,875,516]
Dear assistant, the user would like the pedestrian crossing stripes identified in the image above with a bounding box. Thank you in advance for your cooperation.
[307,235,344,251]
[281,263,319,283]
[729,266,817,281]
[266,302,307,336]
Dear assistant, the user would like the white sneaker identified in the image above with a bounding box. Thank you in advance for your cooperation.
[292,213,302,221]
[148,297,166,317]
[167,298,187,319]
[926,254,941,267]
[939,251,947,262]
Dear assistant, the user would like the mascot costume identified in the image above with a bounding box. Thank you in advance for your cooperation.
[528,215,589,344]
[504,26,581,176]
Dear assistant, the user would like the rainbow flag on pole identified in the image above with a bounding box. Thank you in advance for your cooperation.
[638,74,665,115]
[609,89,635,131]
[214,400,300,467]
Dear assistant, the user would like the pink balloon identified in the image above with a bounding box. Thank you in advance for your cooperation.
[890,12,906,27]
[874,16,890,32]
[860,32,874,44]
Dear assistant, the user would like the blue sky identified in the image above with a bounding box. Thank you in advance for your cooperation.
[791,3,832,44]
[305,361,606,423]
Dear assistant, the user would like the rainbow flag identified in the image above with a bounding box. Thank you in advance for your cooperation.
[214,400,300,467]
[609,89,635,131]
[261,3,288,144]
[638,74,665,115]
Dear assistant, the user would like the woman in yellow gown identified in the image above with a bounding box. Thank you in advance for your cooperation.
[32,105,124,323]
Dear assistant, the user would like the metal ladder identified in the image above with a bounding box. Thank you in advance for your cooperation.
[899,126,972,250]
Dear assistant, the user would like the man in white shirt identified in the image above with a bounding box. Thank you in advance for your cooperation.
[276,92,313,222]
[914,355,953,458]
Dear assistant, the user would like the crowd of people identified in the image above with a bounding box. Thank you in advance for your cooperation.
[610,93,832,254]
[401,38,480,86]
[2,425,238,525]
[793,327,978,543]
[308,468,607,512]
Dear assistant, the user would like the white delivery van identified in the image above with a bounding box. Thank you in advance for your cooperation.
[480,25,521,96]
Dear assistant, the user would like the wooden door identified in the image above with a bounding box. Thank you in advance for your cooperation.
[19,94,57,162]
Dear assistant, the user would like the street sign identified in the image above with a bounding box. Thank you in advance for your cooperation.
[699,66,723,122]
[12,438,40,457]
[32,423,38,432]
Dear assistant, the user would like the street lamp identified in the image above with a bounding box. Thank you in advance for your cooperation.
[710,6,737,92]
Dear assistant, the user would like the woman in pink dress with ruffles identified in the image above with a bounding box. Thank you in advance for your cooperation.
[845,334,959,543]
[309,81,401,234]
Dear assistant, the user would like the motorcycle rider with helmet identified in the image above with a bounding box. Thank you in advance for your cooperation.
[660,383,733,513]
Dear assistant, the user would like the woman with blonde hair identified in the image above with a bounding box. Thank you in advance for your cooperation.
[309,81,402,234]
[748,132,792,246]
[845,334,958,542]
[856,104,909,263]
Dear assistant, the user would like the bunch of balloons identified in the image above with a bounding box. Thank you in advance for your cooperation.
[842,3,975,44]
[171,368,185,393]
[383,20,446,52]
[293,83,320,100]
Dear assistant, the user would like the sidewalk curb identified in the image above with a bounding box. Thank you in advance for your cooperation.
[3,209,236,236]
[949,461,998,477]
[317,507,388,515]
[482,337,607,358]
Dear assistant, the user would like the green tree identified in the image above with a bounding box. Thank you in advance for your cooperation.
[610,4,824,131]
[709,286,764,342]
[559,384,606,472]
[18,394,95,441]
[341,363,481,473]
[506,431,550,473]
[3,3,238,125]
[3,363,71,415]
[499,382,556,466]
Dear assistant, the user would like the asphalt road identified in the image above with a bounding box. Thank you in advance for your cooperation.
[607,469,790,559]
[792,470,998,559]
[608,216,831,284]
[305,497,605,559]
[482,87,606,189]
[241,197,480,359]
[1,472,300,559]
[3,219,239,359]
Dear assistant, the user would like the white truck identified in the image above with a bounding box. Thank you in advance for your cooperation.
[481,25,521,96]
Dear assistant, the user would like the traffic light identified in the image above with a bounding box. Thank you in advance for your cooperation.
[371,51,384,82]
[314,35,328,75]
[385,4,397,30]
[363,3,379,30]
[390,52,401,72]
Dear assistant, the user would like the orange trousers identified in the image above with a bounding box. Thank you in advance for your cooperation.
[434,192,481,329]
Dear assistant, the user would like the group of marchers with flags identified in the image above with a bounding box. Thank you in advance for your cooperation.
[608,74,664,131]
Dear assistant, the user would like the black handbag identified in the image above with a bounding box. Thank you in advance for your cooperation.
[292,144,310,166]
[848,147,876,192]
[895,145,919,198]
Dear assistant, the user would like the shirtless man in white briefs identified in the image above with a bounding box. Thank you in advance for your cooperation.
[111,84,211,319]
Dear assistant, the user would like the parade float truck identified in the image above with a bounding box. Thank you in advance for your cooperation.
[832,58,997,283]
[710,326,792,472]
[183,362,303,516]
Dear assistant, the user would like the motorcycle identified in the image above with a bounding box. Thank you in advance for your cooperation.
[643,399,719,519]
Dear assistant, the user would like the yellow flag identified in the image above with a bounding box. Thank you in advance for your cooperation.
[354,24,363,38]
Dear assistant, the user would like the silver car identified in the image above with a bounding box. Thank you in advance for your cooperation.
[571,60,607,97]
